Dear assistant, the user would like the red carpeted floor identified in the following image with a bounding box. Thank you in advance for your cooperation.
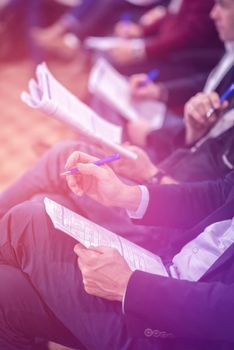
[0,53,90,192]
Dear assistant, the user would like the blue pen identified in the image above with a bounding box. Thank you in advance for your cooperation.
[120,12,132,23]
[138,68,160,88]
[60,153,121,176]
[207,83,234,118]
[220,83,234,103]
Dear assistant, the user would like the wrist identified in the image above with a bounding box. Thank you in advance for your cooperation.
[116,184,142,212]
[145,168,166,185]
[116,270,133,302]
[141,163,158,182]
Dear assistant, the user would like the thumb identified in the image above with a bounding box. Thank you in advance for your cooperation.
[74,243,87,256]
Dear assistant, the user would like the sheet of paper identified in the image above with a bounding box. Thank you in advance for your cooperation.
[21,63,137,159]
[84,36,129,51]
[89,58,166,128]
[44,197,169,277]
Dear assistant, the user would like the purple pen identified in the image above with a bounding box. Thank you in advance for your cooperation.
[60,153,121,176]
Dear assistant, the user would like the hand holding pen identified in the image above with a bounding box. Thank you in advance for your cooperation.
[114,12,143,38]
[184,87,233,146]
[61,153,121,176]
[206,83,234,118]
[63,150,141,211]
[129,69,161,100]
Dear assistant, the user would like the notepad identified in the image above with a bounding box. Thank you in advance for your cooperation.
[89,58,166,128]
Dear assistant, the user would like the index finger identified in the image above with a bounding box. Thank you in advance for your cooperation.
[65,151,99,171]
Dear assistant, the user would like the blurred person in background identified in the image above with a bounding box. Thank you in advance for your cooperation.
[30,0,163,61]
[107,0,222,79]
[123,0,234,161]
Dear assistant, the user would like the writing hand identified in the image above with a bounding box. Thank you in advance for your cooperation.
[184,91,228,145]
[111,144,157,183]
[65,150,141,211]
[129,73,161,100]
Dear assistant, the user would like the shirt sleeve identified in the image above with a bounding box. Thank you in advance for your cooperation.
[127,185,149,219]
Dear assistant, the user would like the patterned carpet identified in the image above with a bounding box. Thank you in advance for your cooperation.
[0,53,90,192]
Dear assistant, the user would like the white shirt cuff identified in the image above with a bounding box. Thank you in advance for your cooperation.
[127,185,149,219]
[122,286,127,314]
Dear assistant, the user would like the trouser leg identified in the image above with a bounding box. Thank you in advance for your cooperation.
[0,264,82,350]
[0,140,78,218]
[0,201,159,350]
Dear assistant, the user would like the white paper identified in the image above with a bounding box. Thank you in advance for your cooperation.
[21,62,137,159]
[84,36,127,51]
[44,197,169,277]
[89,58,166,128]
[84,36,146,51]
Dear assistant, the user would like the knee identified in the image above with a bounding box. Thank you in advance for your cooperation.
[47,140,80,162]
[5,200,46,226]
[0,200,49,246]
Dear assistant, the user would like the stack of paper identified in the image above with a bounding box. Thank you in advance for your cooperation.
[21,63,137,159]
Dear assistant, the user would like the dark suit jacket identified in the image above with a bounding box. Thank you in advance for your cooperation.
[147,65,234,164]
[124,171,234,349]
[164,49,230,108]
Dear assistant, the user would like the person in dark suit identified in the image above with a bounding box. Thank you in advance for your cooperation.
[0,100,233,231]
[1,154,234,349]
[124,0,234,145]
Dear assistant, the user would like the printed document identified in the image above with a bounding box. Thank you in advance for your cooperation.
[89,58,166,127]
[44,197,169,277]
[21,63,136,159]
[84,36,144,51]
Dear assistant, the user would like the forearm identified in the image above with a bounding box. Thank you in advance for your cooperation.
[115,184,142,212]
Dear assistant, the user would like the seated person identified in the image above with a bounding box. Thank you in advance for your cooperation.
[31,0,111,59]
[91,0,233,156]
[0,92,234,234]
[105,0,222,79]
[1,153,234,349]
[30,0,159,60]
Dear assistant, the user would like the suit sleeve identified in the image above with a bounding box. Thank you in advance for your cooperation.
[139,172,234,229]
[124,270,234,342]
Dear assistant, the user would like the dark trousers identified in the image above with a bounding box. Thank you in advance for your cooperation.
[0,201,159,349]
[0,265,80,350]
